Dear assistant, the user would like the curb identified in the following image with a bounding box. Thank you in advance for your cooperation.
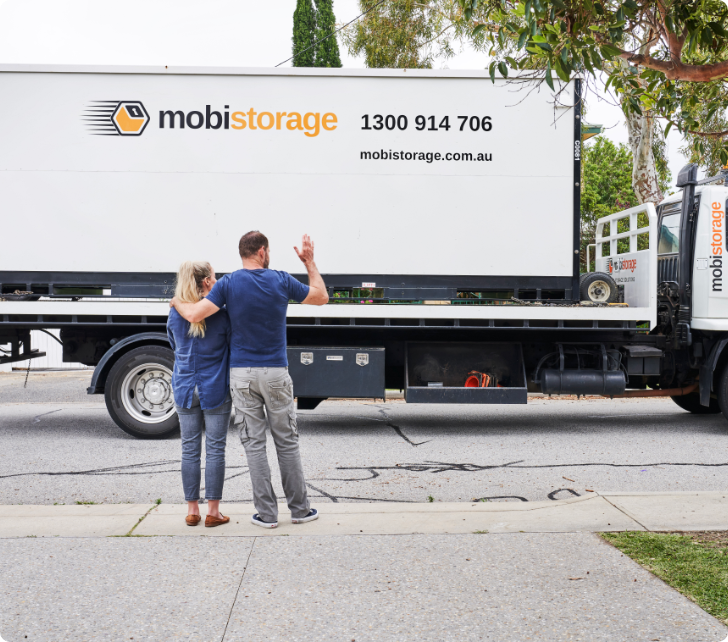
[1,491,727,538]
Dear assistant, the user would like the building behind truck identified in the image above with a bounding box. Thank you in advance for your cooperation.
[1,65,727,437]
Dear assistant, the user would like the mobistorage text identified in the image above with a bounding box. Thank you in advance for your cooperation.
[158,106,337,137]
[711,200,725,292]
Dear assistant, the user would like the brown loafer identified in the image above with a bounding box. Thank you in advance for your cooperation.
[186,515,201,526]
[205,513,230,528]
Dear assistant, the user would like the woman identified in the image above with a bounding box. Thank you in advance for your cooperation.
[167,261,232,527]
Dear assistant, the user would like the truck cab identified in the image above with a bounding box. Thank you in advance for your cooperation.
[655,176,728,332]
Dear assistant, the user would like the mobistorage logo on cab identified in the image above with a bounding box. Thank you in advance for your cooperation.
[158,105,338,137]
[711,200,724,292]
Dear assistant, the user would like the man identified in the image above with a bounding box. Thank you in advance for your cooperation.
[170,231,328,528]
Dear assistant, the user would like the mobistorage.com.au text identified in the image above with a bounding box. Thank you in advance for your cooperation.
[360,150,492,163]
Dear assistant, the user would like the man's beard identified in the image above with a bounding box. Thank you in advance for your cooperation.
[263,251,270,269]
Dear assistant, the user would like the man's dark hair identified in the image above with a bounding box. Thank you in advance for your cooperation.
[239,231,269,259]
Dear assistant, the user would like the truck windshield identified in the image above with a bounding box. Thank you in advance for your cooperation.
[658,212,680,254]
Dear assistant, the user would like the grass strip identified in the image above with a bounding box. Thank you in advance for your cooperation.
[602,531,728,624]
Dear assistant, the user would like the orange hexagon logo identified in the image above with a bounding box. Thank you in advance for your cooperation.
[83,100,150,136]
[112,101,150,136]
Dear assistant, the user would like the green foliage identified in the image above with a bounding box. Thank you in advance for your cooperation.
[603,531,728,625]
[343,0,443,68]
[342,0,507,69]
[456,0,728,169]
[680,88,728,175]
[293,0,317,68]
[314,0,342,68]
[293,0,342,68]
[579,133,670,269]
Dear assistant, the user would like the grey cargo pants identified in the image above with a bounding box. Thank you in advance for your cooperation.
[230,367,310,521]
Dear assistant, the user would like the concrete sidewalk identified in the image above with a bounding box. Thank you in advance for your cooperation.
[1,491,727,538]
[1,532,726,641]
[2,492,728,641]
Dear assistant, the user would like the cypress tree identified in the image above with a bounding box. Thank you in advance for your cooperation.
[314,0,342,68]
[292,0,317,67]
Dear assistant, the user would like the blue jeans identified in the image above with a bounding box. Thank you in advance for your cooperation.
[176,390,232,502]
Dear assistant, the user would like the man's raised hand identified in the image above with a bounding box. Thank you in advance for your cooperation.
[294,234,315,265]
[296,234,328,305]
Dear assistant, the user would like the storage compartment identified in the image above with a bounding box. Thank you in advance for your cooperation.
[625,344,663,376]
[287,347,385,399]
[405,342,527,404]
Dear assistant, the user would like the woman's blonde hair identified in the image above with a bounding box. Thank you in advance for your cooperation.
[174,261,213,338]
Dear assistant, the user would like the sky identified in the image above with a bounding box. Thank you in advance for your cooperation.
[0,0,691,186]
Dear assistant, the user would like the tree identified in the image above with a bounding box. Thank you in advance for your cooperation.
[456,0,728,172]
[581,135,670,271]
[292,0,342,68]
[314,0,342,67]
[343,0,443,68]
[680,84,728,175]
[581,137,637,270]
[293,0,317,68]
[341,0,507,68]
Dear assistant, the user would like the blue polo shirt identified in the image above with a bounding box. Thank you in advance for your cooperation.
[206,269,310,367]
[167,307,231,409]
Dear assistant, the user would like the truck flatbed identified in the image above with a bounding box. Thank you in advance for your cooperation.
[0,299,654,326]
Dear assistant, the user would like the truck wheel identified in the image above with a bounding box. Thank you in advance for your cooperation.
[671,392,720,414]
[104,345,179,439]
[717,365,728,422]
[580,272,618,303]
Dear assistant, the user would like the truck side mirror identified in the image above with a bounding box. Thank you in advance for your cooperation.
[676,163,698,188]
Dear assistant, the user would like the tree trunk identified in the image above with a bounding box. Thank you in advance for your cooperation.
[625,106,663,205]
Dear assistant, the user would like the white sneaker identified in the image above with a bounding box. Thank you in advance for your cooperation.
[292,508,319,524]
[251,513,278,529]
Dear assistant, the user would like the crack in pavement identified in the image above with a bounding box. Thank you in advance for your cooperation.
[5,457,727,485]
[299,410,431,446]
[0,461,249,480]
[32,409,62,423]
[377,408,431,447]
[306,482,339,503]
[221,538,256,642]
[331,459,728,476]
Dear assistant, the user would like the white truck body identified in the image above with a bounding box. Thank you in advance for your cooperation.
[0,64,656,326]
[0,65,574,277]
[3,65,726,435]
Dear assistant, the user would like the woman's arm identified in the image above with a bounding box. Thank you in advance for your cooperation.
[170,298,219,323]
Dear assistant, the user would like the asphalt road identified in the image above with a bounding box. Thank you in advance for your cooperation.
[1,370,727,506]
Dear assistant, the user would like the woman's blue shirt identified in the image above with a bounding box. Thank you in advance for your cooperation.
[167,307,230,409]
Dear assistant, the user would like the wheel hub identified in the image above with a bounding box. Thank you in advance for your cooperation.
[121,364,175,424]
[587,280,610,302]
[142,375,169,405]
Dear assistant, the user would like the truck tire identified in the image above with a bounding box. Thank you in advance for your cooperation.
[717,365,728,422]
[580,272,618,303]
[104,345,179,439]
[671,392,720,414]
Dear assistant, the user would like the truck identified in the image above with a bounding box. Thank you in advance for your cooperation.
[1,64,726,438]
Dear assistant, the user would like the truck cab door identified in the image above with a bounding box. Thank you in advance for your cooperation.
[692,186,728,326]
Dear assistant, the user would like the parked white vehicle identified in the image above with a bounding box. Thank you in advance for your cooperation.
[0,65,724,436]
